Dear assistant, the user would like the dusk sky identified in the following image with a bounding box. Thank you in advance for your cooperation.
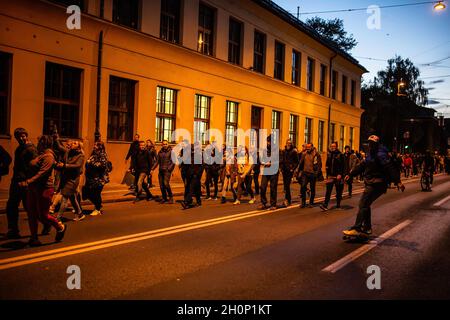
[274,0,450,117]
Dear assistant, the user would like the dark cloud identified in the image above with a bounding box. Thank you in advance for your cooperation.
[428,79,445,85]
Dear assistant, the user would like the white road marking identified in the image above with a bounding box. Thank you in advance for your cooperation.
[433,194,450,207]
[322,220,413,274]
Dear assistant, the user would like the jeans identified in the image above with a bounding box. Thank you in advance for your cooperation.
[136,172,152,198]
[58,193,82,218]
[253,171,260,194]
[159,170,173,201]
[300,172,316,205]
[354,183,387,231]
[323,178,344,207]
[206,170,219,198]
[26,187,62,239]
[260,173,279,207]
[87,185,103,211]
[6,181,28,233]
[282,171,293,204]
[185,174,202,205]
[236,175,254,200]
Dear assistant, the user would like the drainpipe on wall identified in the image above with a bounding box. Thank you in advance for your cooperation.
[327,52,338,145]
[94,30,104,142]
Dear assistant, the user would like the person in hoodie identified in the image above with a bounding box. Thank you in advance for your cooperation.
[19,135,67,246]
[320,142,345,211]
[133,141,156,202]
[298,143,322,208]
[233,146,255,205]
[56,140,85,221]
[344,135,404,236]
[5,128,38,239]
[281,139,299,207]
[154,140,175,204]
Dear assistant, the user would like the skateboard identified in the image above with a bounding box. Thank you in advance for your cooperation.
[342,232,371,242]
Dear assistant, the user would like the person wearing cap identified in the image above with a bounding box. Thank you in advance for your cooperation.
[344,135,404,236]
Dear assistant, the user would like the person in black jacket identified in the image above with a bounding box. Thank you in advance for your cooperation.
[320,142,345,211]
[204,141,221,201]
[0,145,12,182]
[6,128,38,239]
[181,142,204,209]
[281,139,298,207]
[344,135,404,236]
[133,141,155,202]
[154,140,175,204]
[126,133,141,190]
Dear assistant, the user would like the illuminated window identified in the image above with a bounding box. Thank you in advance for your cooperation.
[304,118,312,144]
[156,86,177,143]
[318,120,324,152]
[198,3,215,56]
[194,94,211,145]
[225,101,238,146]
[289,114,298,147]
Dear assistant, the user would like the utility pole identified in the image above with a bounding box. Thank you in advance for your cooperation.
[297,6,300,20]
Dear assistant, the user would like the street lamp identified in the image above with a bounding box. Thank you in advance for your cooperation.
[397,80,407,97]
[434,1,446,10]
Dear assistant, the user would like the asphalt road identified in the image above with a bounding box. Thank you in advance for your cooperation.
[1,174,450,300]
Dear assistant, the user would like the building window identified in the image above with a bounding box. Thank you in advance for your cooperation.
[160,0,181,44]
[330,123,336,145]
[331,70,338,100]
[228,18,242,65]
[274,41,285,81]
[342,75,348,104]
[226,101,238,146]
[50,0,85,11]
[43,62,81,138]
[253,31,266,74]
[271,110,282,144]
[351,80,356,106]
[107,76,136,141]
[289,114,298,147]
[318,120,324,152]
[113,0,140,29]
[304,117,312,144]
[292,50,301,86]
[349,127,354,150]
[307,57,315,92]
[194,94,211,145]
[340,125,345,151]
[156,86,177,143]
[320,64,327,96]
[0,52,12,136]
[198,3,215,56]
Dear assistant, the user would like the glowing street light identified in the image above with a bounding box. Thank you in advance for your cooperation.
[434,1,446,10]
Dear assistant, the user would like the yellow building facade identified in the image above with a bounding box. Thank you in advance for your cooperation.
[0,0,366,188]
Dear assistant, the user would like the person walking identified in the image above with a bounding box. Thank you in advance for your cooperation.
[280,139,298,207]
[56,140,85,221]
[125,133,141,190]
[204,141,221,201]
[344,135,404,237]
[19,135,67,246]
[133,141,156,202]
[145,139,157,188]
[5,128,38,239]
[320,142,345,211]
[154,140,175,204]
[343,146,358,198]
[84,141,110,216]
[258,136,280,210]
[234,146,255,205]
[298,143,322,208]
[220,148,237,204]
[181,143,204,209]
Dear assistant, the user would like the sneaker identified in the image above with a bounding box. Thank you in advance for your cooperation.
[362,228,372,235]
[269,206,277,211]
[41,224,52,235]
[167,198,174,204]
[74,214,86,222]
[283,200,290,207]
[205,197,212,201]
[249,198,256,204]
[212,197,218,201]
[55,224,67,242]
[233,200,240,205]
[28,238,42,247]
[258,204,269,210]
[343,228,361,237]
[146,195,154,201]
[221,197,227,204]
[319,204,329,212]
[300,203,307,208]
[160,199,167,204]
[90,209,102,216]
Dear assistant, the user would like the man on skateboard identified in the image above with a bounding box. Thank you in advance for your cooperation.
[343,135,404,239]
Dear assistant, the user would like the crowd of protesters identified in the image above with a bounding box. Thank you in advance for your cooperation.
[1,128,111,246]
[2,128,450,245]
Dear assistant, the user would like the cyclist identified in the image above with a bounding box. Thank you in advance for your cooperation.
[422,150,435,190]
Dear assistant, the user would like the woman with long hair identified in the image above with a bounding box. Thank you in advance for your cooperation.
[19,135,67,246]
[84,141,110,216]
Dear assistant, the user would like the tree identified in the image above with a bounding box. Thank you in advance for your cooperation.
[305,17,357,52]
[364,55,428,106]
